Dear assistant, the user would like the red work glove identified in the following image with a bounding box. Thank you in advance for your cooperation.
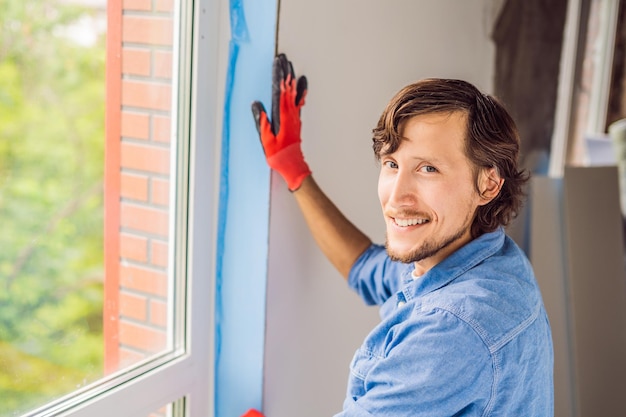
[251,53,311,191]
[241,409,265,417]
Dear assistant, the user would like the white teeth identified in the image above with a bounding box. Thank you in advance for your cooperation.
[395,218,428,227]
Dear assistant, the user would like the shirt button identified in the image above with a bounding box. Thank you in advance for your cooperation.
[397,301,406,308]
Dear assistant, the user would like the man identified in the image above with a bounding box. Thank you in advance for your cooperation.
[248,54,554,416]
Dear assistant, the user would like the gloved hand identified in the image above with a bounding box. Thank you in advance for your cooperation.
[251,53,310,191]
[241,409,265,417]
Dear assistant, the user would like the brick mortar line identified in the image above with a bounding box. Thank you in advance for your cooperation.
[120,105,171,116]
[120,287,168,302]
[122,42,174,52]
[122,73,173,84]
[118,227,169,241]
[121,136,173,148]
[119,248,169,270]
[120,197,169,209]
[120,255,168,271]
[119,255,168,271]
[119,234,169,248]
[119,316,168,332]
[118,344,150,355]
[119,136,173,146]
[120,196,169,208]
[122,10,173,18]
[118,343,165,356]
[120,244,169,266]
[120,167,171,179]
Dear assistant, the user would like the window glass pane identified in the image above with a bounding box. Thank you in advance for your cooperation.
[149,397,185,417]
[0,0,181,415]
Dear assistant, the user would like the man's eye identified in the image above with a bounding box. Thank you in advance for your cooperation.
[383,160,398,169]
[419,165,437,173]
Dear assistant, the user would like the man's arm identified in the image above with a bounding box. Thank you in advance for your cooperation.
[293,176,372,279]
[252,53,371,279]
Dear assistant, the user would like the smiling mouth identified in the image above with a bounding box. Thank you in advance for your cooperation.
[393,217,429,227]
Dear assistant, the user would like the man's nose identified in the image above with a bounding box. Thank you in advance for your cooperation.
[388,170,417,207]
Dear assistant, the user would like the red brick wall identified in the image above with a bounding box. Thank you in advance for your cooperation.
[105,0,174,372]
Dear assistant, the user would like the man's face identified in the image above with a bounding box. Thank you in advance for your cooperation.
[377,111,487,274]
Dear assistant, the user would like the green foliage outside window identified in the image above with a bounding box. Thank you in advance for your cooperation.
[0,0,105,414]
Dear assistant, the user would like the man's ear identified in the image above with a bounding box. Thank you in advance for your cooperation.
[478,167,504,205]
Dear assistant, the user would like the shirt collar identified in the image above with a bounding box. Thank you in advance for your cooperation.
[402,227,506,301]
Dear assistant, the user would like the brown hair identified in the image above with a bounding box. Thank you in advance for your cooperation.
[372,78,529,237]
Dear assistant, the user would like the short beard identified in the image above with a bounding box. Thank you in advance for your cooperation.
[385,225,468,264]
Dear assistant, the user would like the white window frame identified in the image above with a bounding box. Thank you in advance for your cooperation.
[21,0,227,415]
[549,0,620,177]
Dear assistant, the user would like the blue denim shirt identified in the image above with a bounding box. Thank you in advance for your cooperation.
[337,228,554,416]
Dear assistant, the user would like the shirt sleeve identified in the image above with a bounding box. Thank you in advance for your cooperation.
[337,308,494,417]
[348,244,410,306]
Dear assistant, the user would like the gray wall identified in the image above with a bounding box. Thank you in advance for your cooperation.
[531,167,626,417]
[264,1,497,415]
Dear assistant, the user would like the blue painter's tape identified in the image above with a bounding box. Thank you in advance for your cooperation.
[215,0,277,416]
[214,38,239,370]
[230,0,250,42]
